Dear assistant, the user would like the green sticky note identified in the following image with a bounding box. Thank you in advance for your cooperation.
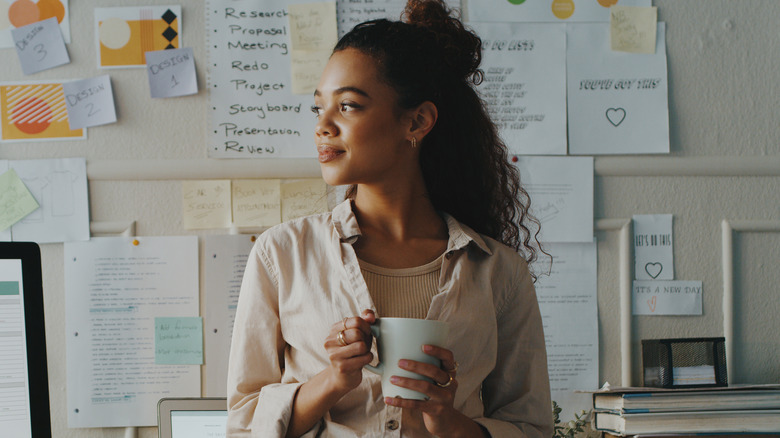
[155,317,204,365]
[0,169,39,231]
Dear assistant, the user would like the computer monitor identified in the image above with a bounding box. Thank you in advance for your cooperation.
[0,242,52,438]
[157,397,227,438]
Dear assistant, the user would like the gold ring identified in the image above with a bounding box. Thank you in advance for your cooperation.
[337,330,348,346]
[444,361,459,373]
[435,374,454,388]
[342,317,348,331]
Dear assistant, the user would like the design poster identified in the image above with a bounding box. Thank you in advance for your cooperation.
[0,0,70,48]
[94,6,181,68]
[0,81,85,142]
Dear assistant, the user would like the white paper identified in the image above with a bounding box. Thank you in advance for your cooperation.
[469,0,651,23]
[470,22,566,155]
[65,236,200,427]
[533,242,598,423]
[9,158,89,243]
[633,280,702,315]
[633,214,674,280]
[12,17,70,75]
[207,0,316,158]
[510,156,593,243]
[0,161,11,241]
[62,75,117,129]
[203,234,256,396]
[145,47,198,98]
[337,0,460,38]
[567,22,669,155]
[0,0,71,48]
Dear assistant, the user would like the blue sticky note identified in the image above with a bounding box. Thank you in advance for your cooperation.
[155,317,203,365]
[12,17,70,75]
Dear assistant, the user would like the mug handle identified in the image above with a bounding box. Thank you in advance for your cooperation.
[363,324,383,375]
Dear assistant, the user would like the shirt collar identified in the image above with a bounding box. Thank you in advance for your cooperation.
[331,199,492,256]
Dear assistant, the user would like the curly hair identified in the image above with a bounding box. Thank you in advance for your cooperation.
[334,0,545,276]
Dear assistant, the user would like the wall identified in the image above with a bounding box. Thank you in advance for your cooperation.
[0,0,778,437]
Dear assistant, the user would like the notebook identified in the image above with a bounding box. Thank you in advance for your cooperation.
[157,397,228,438]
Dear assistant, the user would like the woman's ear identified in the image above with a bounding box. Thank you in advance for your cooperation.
[408,101,438,142]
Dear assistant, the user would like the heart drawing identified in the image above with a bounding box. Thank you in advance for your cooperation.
[647,296,657,312]
[645,262,663,279]
[606,107,626,127]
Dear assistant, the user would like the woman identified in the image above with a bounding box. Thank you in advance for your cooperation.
[227,0,553,436]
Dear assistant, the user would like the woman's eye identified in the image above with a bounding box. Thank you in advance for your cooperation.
[340,102,359,112]
[310,105,322,117]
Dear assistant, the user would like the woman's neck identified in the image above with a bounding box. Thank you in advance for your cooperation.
[350,181,448,268]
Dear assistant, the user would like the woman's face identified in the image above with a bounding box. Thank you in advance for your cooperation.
[313,48,416,188]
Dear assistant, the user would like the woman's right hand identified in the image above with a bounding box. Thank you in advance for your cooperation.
[323,309,376,394]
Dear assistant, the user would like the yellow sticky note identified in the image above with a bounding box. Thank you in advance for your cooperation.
[0,169,40,231]
[288,2,338,94]
[182,180,232,229]
[281,179,328,222]
[610,6,658,54]
[288,2,338,52]
[291,50,332,95]
[232,179,282,227]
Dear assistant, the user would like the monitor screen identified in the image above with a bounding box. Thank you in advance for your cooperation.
[0,242,51,438]
[171,410,228,438]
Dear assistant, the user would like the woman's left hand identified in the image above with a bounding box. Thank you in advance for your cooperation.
[383,344,474,437]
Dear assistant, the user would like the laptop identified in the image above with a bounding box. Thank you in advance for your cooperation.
[0,242,52,438]
[157,397,228,438]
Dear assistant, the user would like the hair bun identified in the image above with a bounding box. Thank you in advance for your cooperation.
[403,0,483,85]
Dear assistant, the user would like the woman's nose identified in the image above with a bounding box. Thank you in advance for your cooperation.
[315,110,338,137]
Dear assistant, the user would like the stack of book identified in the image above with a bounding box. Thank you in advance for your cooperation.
[591,384,780,436]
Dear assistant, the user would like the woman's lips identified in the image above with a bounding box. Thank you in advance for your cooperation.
[317,145,345,163]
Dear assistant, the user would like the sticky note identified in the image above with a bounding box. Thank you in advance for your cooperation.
[610,6,658,54]
[291,50,332,95]
[182,180,232,229]
[289,2,337,94]
[633,280,702,315]
[62,75,117,129]
[155,317,203,365]
[0,168,39,231]
[633,214,674,280]
[281,179,328,222]
[289,2,338,52]
[232,179,282,227]
[145,47,198,98]
[12,17,70,75]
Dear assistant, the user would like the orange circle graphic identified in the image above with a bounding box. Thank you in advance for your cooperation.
[8,0,39,27]
[37,0,66,23]
[12,96,52,135]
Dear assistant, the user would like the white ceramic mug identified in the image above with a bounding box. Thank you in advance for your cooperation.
[364,317,449,400]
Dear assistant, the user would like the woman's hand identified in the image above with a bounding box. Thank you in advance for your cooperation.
[323,309,376,394]
[384,345,487,437]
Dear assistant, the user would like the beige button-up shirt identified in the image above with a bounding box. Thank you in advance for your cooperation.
[227,200,553,437]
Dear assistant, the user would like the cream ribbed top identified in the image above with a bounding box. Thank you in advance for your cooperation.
[358,255,443,319]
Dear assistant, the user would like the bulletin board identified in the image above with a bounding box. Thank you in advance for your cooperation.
[0,0,779,437]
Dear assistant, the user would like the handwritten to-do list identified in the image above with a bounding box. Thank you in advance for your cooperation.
[472,22,566,155]
[207,0,317,158]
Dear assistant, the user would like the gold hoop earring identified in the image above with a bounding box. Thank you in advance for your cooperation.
[411,137,417,148]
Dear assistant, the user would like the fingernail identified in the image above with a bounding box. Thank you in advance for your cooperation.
[423,345,433,352]
[390,376,400,383]
[398,359,408,368]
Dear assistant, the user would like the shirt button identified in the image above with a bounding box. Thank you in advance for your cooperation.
[386,419,399,430]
